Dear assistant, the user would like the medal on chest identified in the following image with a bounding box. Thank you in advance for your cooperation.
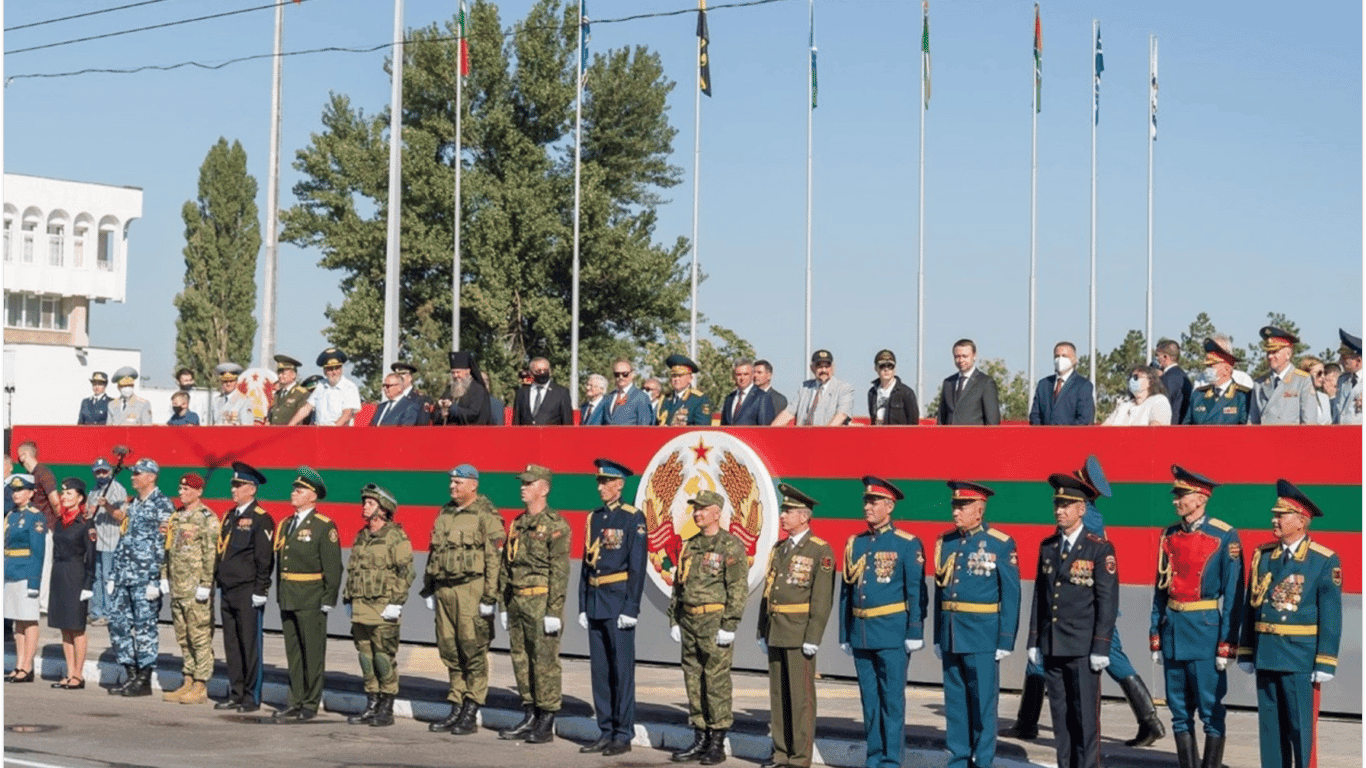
[966,541,997,576]
[1269,574,1305,613]
[873,550,898,583]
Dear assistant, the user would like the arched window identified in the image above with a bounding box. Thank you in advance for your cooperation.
[47,209,70,267]
[2,205,15,263]
[21,207,42,264]
[97,215,120,271]
[73,213,94,268]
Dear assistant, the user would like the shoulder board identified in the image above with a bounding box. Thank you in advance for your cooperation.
[254,507,271,516]
[313,513,332,523]
[1085,532,1106,544]
[1205,517,1231,532]
[1309,541,1336,558]
[894,529,917,542]
[688,388,704,397]
[620,503,639,513]
[809,535,827,547]
[1231,383,1253,393]
[987,527,1011,542]
[1291,368,1310,378]
[1193,383,1214,392]
[1256,541,1279,552]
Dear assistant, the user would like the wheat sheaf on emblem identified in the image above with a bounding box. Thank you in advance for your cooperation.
[646,451,686,585]
[718,451,761,566]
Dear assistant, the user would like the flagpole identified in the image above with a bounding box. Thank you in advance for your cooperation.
[1028,3,1039,394]
[804,0,814,364]
[452,5,464,352]
[1088,19,1098,397]
[570,0,584,406]
[689,25,702,360]
[1146,35,1157,354]
[260,0,284,365]
[917,0,927,411]
[381,0,405,371]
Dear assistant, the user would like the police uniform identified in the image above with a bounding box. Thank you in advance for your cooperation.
[215,462,275,711]
[578,459,648,755]
[209,363,255,425]
[934,481,1019,768]
[162,475,220,704]
[1028,474,1119,768]
[1250,327,1318,424]
[344,484,414,727]
[4,477,47,622]
[839,477,927,768]
[105,367,153,425]
[1332,329,1362,425]
[659,354,713,426]
[757,484,835,768]
[273,467,343,720]
[110,458,175,696]
[422,464,506,734]
[77,372,113,425]
[1150,466,1244,768]
[1238,481,1342,768]
[267,355,310,426]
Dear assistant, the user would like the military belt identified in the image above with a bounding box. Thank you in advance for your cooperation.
[941,600,998,614]
[1255,621,1317,636]
[852,601,906,619]
[513,586,549,596]
[768,603,810,614]
[281,572,322,581]
[4,549,31,557]
[683,603,725,615]
[588,572,629,587]
[1167,598,1218,612]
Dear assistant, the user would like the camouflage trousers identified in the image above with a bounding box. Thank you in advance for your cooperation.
[680,611,735,729]
[507,593,562,711]
[351,621,401,694]
[171,597,215,681]
[433,581,494,704]
[110,585,161,667]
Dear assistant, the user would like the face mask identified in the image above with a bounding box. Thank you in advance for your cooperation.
[532,372,550,385]
[1054,356,1073,375]
[1128,376,1145,396]
[95,474,111,487]
[1149,358,1160,368]
[119,386,134,398]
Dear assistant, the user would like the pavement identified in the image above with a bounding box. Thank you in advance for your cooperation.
[4,622,1360,768]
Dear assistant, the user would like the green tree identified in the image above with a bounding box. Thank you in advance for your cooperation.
[282,0,703,395]
[1243,312,1310,380]
[174,138,261,382]
[924,358,1030,422]
[1178,312,1220,366]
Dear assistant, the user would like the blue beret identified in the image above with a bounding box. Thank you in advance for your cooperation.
[449,464,479,480]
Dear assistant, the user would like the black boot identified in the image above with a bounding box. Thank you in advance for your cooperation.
[1002,675,1045,739]
[1173,732,1200,768]
[699,728,728,766]
[110,664,138,695]
[1200,735,1225,768]
[524,710,555,743]
[122,666,153,697]
[450,701,479,736]
[671,728,709,762]
[499,705,536,740]
[430,701,465,732]
[348,694,379,725]
[369,694,395,727]
[1119,675,1166,747]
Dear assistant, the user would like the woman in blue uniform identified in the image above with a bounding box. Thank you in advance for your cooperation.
[4,475,48,682]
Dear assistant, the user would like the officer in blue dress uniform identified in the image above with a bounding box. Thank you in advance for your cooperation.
[77,372,113,425]
[933,481,1019,768]
[4,475,46,682]
[1237,480,1341,768]
[1149,465,1245,768]
[577,458,648,757]
[658,354,713,426]
[1184,338,1253,425]
[838,476,927,768]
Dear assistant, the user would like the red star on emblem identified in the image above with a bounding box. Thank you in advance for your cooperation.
[691,436,711,463]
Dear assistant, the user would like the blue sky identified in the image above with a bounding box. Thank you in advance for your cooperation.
[4,0,1361,399]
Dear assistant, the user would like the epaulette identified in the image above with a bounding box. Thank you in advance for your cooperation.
[254,507,271,516]
[1193,383,1214,392]
[620,503,639,513]
[1205,517,1231,532]
[809,535,827,546]
[688,387,704,397]
[314,513,332,523]
[1309,541,1336,558]
[1231,383,1253,394]
[1085,532,1106,543]
[1256,541,1279,552]
[894,529,917,542]
[987,527,1011,542]
[1291,368,1310,379]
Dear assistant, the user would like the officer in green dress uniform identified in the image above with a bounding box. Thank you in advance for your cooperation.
[272,467,343,721]
[1237,480,1342,768]
[344,484,414,727]
[659,354,713,426]
[267,355,310,425]
[756,483,835,768]
[1184,338,1253,425]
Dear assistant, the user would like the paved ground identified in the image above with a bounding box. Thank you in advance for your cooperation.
[4,623,1360,767]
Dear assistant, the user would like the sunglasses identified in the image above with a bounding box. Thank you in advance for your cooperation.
[877,362,895,370]
[613,371,632,378]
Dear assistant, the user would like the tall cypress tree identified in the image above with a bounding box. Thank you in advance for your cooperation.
[174,138,261,381]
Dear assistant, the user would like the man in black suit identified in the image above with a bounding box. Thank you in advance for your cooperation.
[513,357,574,425]
[1028,342,1095,425]
[391,361,433,425]
[1154,339,1192,425]
[721,358,775,426]
[754,360,787,416]
[372,373,424,425]
[937,339,1002,425]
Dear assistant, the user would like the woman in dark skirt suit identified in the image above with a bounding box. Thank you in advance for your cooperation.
[48,477,97,689]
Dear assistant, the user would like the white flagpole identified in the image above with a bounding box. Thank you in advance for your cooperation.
[261,0,284,365]
[689,57,702,360]
[452,4,464,352]
[1088,18,1098,396]
[571,0,584,406]
[1028,3,1039,394]
[917,0,927,409]
[1146,35,1157,353]
[381,0,406,371]
[804,0,814,364]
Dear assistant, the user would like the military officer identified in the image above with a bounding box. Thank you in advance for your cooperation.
[1149,465,1244,768]
[668,489,749,766]
[1185,337,1253,425]
[209,363,255,425]
[421,464,506,735]
[577,459,648,757]
[1237,480,1341,768]
[77,371,113,425]
[162,473,220,704]
[659,354,713,426]
[756,483,835,768]
[109,458,175,697]
[343,484,414,727]
[267,355,310,425]
[1250,326,1318,424]
[272,466,343,721]
[215,462,275,712]
[838,477,927,768]
[498,465,571,744]
[1027,474,1119,768]
[1332,328,1362,424]
[105,366,153,425]
[4,475,46,682]
[934,481,1020,768]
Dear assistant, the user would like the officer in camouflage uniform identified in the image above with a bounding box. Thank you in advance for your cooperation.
[162,473,219,704]
[669,489,750,766]
[108,458,174,697]
[267,355,310,425]
[344,484,414,727]
[422,464,506,735]
[498,464,570,744]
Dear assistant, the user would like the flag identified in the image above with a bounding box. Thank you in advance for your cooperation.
[580,1,591,84]
[1149,40,1159,141]
[458,1,470,77]
[1032,4,1042,113]
[921,1,931,108]
[1093,24,1103,124]
[809,4,817,108]
[697,0,711,96]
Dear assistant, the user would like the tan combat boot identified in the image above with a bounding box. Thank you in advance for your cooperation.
[180,680,209,704]
[162,678,192,702]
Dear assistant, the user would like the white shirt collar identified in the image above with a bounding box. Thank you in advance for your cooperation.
[960,368,977,381]
[1281,536,1306,555]
[1061,525,1084,549]
[786,529,809,547]
[294,507,314,521]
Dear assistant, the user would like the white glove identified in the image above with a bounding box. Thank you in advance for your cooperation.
[1152,651,1162,664]
[159,578,171,596]
[1311,671,1334,684]
[106,580,115,595]
[381,604,401,621]
[617,614,637,630]
[1238,661,1255,675]
[1027,647,1041,667]
[195,586,211,603]
[995,649,1011,662]
[578,612,589,630]
[145,583,161,600]
[840,643,852,656]
[1089,654,1110,672]
[905,638,923,654]
[425,596,435,611]
[933,644,943,660]
[320,604,332,613]
[1215,657,1229,672]
[756,638,769,655]
[670,625,682,643]
[26,588,40,598]
[251,593,267,608]
[479,602,495,617]
[801,643,819,658]
[544,616,561,635]
[716,629,735,647]
[79,589,93,602]
[499,611,508,630]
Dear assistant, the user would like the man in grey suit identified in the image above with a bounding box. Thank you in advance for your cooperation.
[1332,329,1362,425]
[1249,326,1318,424]
[938,339,1002,425]
[605,359,655,425]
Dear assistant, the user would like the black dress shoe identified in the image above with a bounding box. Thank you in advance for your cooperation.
[758,760,785,768]
[580,735,613,753]
[272,705,303,720]
[294,709,317,722]
[237,700,261,713]
[215,698,244,710]
[601,741,633,757]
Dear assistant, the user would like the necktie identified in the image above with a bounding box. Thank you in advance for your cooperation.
[733,389,745,421]
[612,391,626,416]
[804,386,822,425]
[1053,377,1063,401]
[532,386,544,417]
[1061,538,1071,558]
[957,374,968,395]
[1283,546,1293,563]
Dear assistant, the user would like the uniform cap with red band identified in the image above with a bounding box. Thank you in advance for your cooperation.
[1273,478,1323,519]
[947,480,995,503]
[1170,464,1219,498]
[861,475,904,501]
[1259,325,1298,353]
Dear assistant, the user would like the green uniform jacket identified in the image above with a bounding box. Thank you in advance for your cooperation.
[274,510,343,612]
[163,500,220,599]
[670,530,749,632]
[1184,382,1253,425]
[344,521,415,609]
[658,388,714,426]
[501,507,571,617]
[758,532,836,648]
[268,384,311,425]
[422,495,505,605]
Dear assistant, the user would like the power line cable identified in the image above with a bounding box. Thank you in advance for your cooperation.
[6,0,310,56]
[5,0,180,33]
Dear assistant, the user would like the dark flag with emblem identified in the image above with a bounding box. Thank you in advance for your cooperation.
[697,0,711,96]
